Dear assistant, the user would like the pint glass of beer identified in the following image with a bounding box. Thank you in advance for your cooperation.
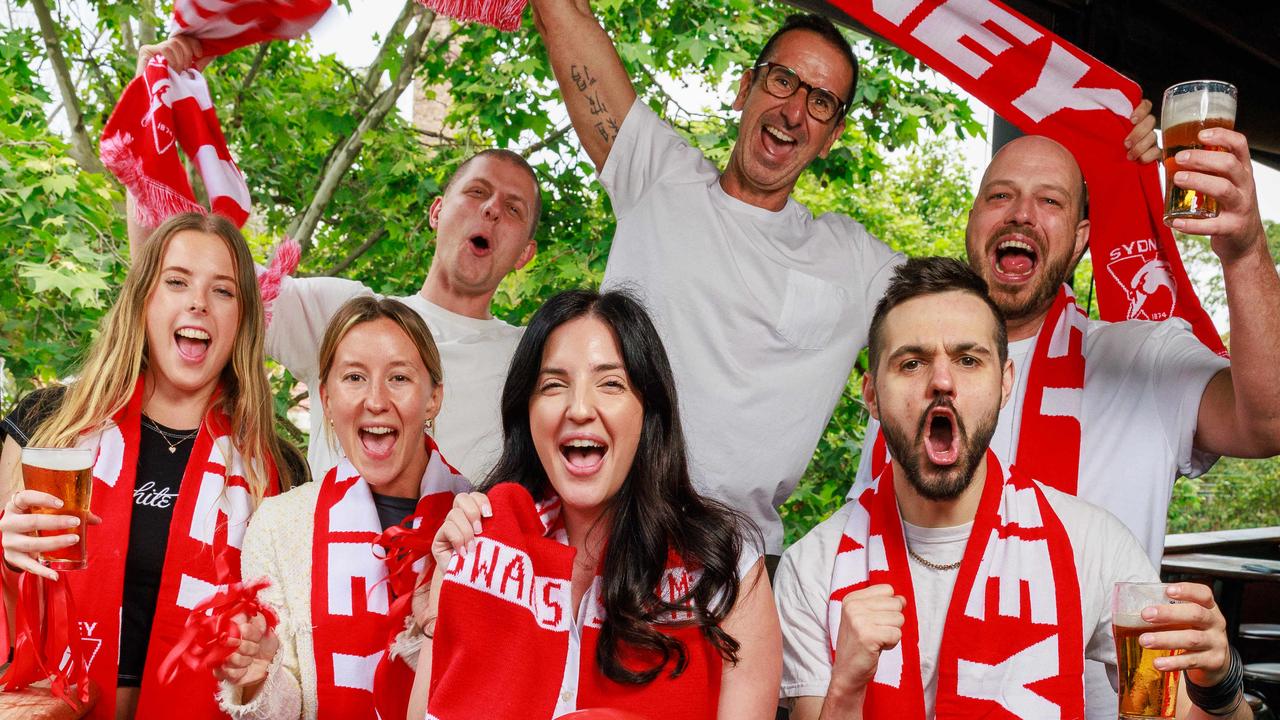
[1161,80,1237,226]
[20,446,95,570]
[1113,582,1186,718]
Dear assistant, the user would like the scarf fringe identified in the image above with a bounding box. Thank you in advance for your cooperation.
[101,132,206,227]
[415,0,528,31]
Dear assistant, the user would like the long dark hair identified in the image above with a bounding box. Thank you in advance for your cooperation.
[482,289,754,684]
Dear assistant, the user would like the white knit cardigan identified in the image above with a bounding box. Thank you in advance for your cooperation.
[216,481,421,720]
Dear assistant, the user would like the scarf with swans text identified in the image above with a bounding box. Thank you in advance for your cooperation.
[828,451,1083,719]
[427,483,723,720]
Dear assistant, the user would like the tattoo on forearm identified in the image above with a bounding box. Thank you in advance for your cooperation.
[572,64,618,143]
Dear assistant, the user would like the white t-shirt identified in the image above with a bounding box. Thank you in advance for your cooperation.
[600,99,904,554]
[265,275,522,482]
[855,318,1228,567]
[775,486,1159,718]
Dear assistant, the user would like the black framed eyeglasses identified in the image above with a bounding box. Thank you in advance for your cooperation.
[752,62,848,123]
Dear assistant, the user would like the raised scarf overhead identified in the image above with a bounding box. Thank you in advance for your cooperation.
[68,378,276,720]
[428,483,722,720]
[310,436,470,720]
[867,285,1087,495]
[825,0,1224,356]
[828,452,1084,719]
[172,0,332,59]
[100,55,250,228]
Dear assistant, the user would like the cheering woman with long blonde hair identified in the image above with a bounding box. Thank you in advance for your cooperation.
[0,212,303,720]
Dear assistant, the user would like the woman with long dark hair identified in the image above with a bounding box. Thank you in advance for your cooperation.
[408,289,781,719]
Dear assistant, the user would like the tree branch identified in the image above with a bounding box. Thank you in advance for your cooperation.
[320,227,388,276]
[287,4,437,254]
[230,43,271,128]
[30,0,103,174]
[522,122,572,158]
[361,0,419,105]
[138,0,158,47]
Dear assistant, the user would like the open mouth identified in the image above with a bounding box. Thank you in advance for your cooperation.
[760,123,798,157]
[559,437,607,476]
[359,425,398,460]
[991,237,1039,284]
[923,406,960,466]
[174,327,211,363]
[468,234,493,257]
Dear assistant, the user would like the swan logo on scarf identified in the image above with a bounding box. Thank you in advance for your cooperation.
[1106,238,1178,321]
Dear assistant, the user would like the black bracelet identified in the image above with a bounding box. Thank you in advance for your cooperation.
[1185,646,1244,716]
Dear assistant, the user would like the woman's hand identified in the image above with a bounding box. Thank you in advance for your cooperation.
[136,35,207,76]
[213,612,280,699]
[0,489,100,581]
[430,492,492,569]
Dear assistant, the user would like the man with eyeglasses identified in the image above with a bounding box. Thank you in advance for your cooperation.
[531,6,901,566]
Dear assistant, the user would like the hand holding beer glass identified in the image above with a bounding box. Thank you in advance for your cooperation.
[1162,81,1236,226]
[1113,581,1232,719]
[0,445,100,580]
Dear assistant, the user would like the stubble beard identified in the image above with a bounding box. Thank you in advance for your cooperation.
[880,399,1000,502]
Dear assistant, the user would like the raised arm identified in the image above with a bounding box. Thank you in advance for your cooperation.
[530,0,637,172]
[1181,129,1280,458]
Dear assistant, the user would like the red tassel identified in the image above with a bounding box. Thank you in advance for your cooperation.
[0,573,92,709]
[415,0,528,32]
[155,577,279,685]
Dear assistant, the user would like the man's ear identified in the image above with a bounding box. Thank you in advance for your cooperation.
[999,357,1014,409]
[1071,218,1091,268]
[428,196,443,232]
[514,239,537,271]
[818,117,846,159]
[862,372,881,422]
[732,71,753,112]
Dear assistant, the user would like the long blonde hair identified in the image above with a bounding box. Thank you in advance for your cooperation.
[30,212,288,500]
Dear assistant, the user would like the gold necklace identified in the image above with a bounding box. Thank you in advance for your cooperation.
[142,419,199,454]
[907,546,961,572]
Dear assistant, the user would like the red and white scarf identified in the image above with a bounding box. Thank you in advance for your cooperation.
[828,451,1083,719]
[100,55,250,228]
[68,378,276,720]
[428,483,721,720]
[172,0,331,59]
[825,0,1224,355]
[415,0,528,32]
[868,285,1087,495]
[310,436,469,719]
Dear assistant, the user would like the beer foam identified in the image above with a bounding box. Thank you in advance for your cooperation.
[1163,90,1236,127]
[22,447,94,471]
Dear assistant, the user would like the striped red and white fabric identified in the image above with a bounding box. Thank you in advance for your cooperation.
[828,452,1084,719]
[172,0,331,59]
[100,54,250,227]
[414,0,527,32]
[311,436,470,719]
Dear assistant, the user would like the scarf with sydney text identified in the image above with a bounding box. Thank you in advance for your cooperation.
[868,285,1087,495]
[427,483,722,720]
[829,451,1083,719]
[824,0,1224,356]
[62,378,274,720]
[310,436,470,719]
